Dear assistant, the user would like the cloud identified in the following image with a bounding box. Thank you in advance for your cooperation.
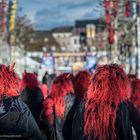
[18,0,104,29]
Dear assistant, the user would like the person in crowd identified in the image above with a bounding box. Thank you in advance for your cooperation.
[49,73,56,88]
[128,74,137,81]
[72,64,140,140]
[42,71,49,84]
[41,73,76,140]
[130,79,140,114]
[40,83,48,99]
[130,78,140,140]
[20,71,44,129]
[74,70,91,102]
[50,73,56,81]
[0,64,45,140]
[41,73,56,99]
[42,72,54,92]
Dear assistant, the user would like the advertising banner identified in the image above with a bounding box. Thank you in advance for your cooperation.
[86,52,97,72]
[42,55,54,73]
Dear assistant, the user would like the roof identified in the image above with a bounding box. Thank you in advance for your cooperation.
[26,30,60,52]
[75,19,105,28]
[31,30,52,38]
[51,26,73,33]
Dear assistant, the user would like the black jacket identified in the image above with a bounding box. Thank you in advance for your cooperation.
[72,101,140,140]
[0,96,46,140]
[20,87,44,129]
[42,94,78,140]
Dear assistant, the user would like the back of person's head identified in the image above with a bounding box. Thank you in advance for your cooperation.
[44,71,49,76]
[75,70,91,101]
[22,71,39,90]
[42,71,49,84]
[0,64,20,99]
[50,73,74,118]
[61,73,75,89]
[49,73,56,87]
[50,73,56,80]
[130,79,140,114]
[84,64,131,140]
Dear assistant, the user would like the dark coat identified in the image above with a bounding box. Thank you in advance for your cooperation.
[42,94,78,140]
[20,87,44,129]
[0,96,46,140]
[72,101,140,140]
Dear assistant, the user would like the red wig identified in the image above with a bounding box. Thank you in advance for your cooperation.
[84,64,131,140]
[62,73,76,92]
[130,79,140,114]
[75,70,92,101]
[50,73,74,118]
[0,64,20,99]
[22,72,39,90]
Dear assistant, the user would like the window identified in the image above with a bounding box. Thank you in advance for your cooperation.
[74,39,77,44]
[62,42,65,46]
[44,38,48,42]
[30,38,34,43]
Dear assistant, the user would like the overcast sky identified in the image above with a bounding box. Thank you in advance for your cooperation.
[18,0,104,30]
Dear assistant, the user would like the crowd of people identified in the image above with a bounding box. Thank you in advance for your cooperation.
[0,63,140,140]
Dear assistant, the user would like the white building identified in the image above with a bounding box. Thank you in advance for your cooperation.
[70,35,80,52]
[52,27,80,52]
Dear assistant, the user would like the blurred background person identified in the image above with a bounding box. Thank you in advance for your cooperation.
[130,79,140,114]
[20,72,44,129]
[128,74,137,82]
[41,73,76,140]
[74,70,92,103]
[42,71,49,84]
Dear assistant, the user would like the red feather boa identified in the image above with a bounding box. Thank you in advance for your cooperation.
[84,64,131,140]
[50,73,74,118]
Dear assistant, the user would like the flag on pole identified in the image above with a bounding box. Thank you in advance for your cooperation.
[1,0,5,33]
[9,0,17,44]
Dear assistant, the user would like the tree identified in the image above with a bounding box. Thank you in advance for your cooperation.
[15,14,34,50]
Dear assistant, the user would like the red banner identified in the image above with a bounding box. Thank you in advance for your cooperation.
[1,0,5,33]
[104,0,111,10]
[124,1,131,17]
[108,27,115,45]
[105,10,111,24]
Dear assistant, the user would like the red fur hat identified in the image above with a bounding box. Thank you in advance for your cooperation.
[75,70,92,101]
[22,71,39,90]
[50,73,74,118]
[84,64,131,140]
[0,64,20,99]
[130,79,140,114]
